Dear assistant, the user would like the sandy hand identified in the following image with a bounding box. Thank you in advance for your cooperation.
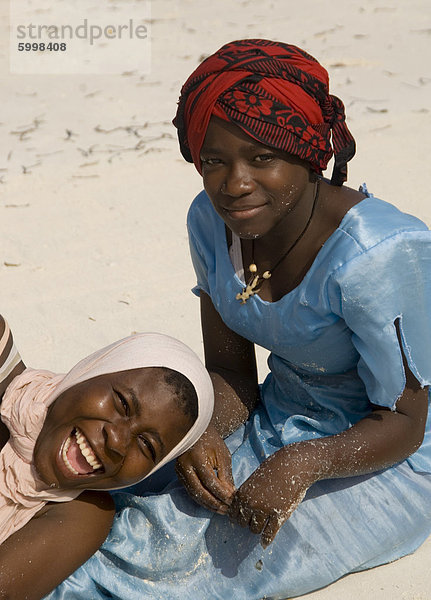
[228,445,317,548]
[176,425,236,513]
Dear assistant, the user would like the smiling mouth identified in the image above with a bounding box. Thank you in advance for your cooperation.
[61,427,104,476]
[224,204,266,220]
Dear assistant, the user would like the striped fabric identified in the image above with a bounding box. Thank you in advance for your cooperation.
[0,319,22,390]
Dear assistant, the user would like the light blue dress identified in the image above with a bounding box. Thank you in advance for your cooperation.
[47,190,431,599]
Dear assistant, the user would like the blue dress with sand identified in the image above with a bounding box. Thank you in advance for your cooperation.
[46,190,431,599]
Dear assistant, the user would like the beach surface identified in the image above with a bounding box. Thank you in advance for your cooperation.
[1,0,430,597]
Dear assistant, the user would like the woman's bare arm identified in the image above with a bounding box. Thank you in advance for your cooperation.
[176,291,260,512]
[0,490,115,600]
[200,291,259,436]
[229,336,429,547]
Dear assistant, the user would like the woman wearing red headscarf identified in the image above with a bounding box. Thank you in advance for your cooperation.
[173,39,431,593]
[48,40,431,600]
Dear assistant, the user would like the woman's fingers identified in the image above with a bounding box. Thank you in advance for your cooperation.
[249,511,268,535]
[260,513,284,549]
[229,499,269,533]
[228,487,289,546]
[175,461,233,513]
[175,425,239,514]
[215,451,236,489]
[176,427,236,512]
[234,504,252,529]
[197,459,235,505]
[176,463,225,512]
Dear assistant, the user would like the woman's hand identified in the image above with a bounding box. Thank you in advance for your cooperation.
[176,424,236,514]
[228,445,317,548]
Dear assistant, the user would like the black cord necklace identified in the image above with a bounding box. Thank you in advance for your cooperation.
[236,178,320,304]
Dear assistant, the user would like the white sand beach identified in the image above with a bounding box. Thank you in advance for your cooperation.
[1,0,430,597]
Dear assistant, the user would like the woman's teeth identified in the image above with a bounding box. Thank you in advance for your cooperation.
[75,428,102,469]
[62,436,79,475]
[62,427,102,476]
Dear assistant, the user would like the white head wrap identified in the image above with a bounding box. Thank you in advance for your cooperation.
[52,332,214,479]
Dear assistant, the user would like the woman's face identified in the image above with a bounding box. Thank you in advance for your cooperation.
[33,368,194,491]
[200,117,312,239]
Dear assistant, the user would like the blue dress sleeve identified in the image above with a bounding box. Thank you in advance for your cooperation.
[187,192,212,297]
[329,230,431,410]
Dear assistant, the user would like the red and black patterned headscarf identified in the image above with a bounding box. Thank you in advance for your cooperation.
[173,39,356,185]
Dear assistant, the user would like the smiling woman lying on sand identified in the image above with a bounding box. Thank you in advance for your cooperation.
[0,314,213,600]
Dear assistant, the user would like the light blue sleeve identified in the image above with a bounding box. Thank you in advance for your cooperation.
[186,194,211,297]
[329,230,431,410]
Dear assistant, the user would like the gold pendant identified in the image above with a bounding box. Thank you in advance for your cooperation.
[235,263,272,304]
[236,275,261,304]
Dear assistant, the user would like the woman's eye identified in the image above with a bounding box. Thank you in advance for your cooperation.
[138,435,156,462]
[201,157,222,166]
[255,154,275,162]
[115,391,129,416]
